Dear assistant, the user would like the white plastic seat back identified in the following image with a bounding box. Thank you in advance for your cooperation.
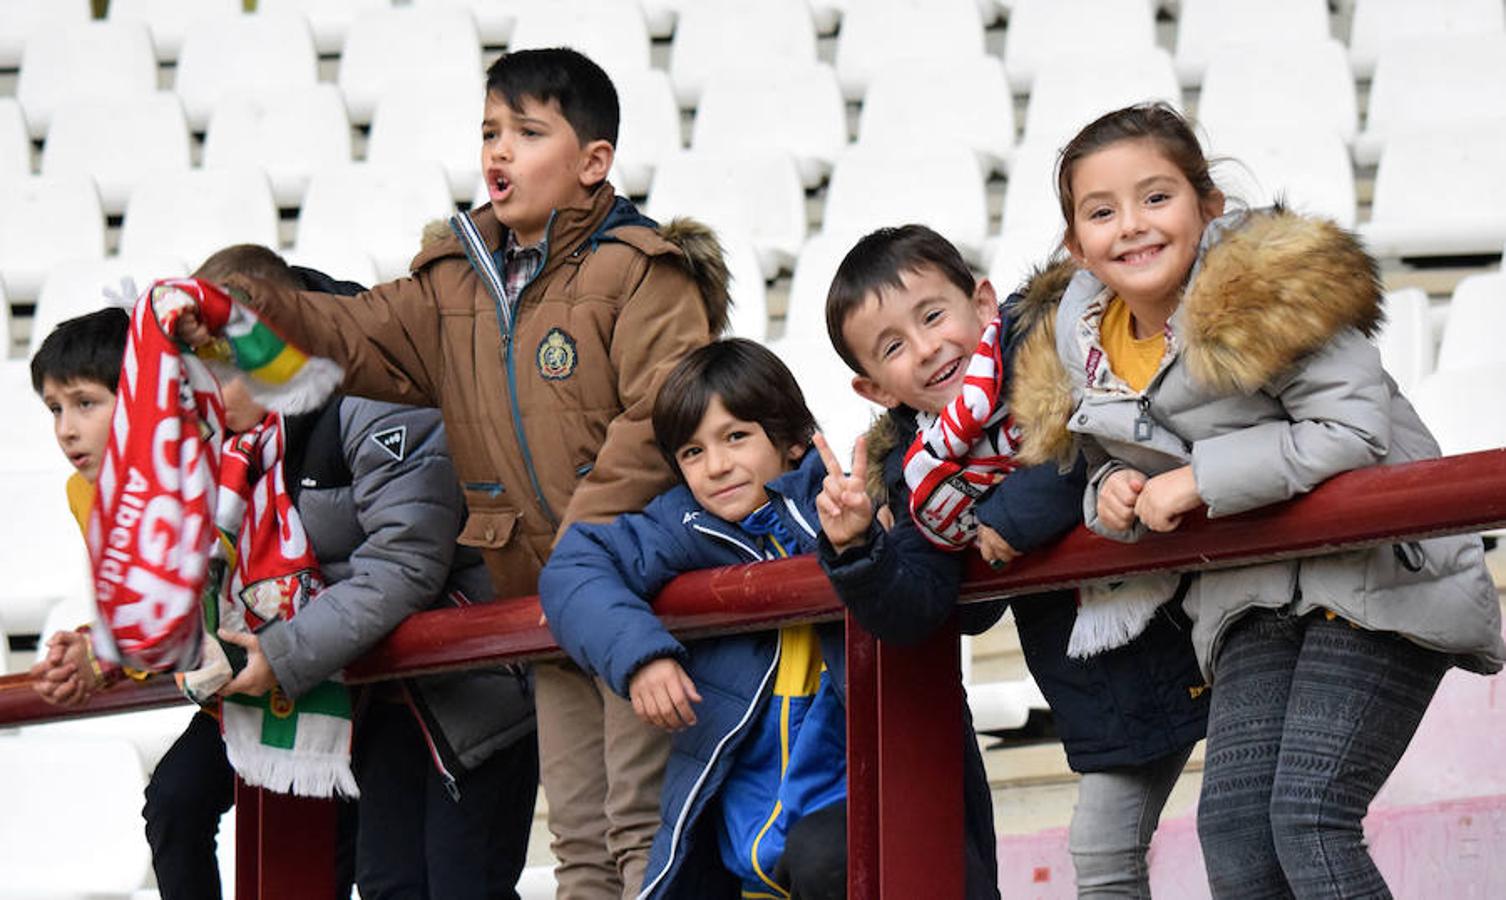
[834,0,984,100]
[0,0,91,68]
[0,175,107,303]
[256,0,390,55]
[119,168,281,268]
[783,231,865,343]
[858,56,1014,175]
[1375,287,1435,394]
[1174,0,1329,86]
[824,145,989,265]
[1349,0,1505,78]
[668,0,818,108]
[108,0,243,62]
[508,0,651,85]
[0,735,153,894]
[612,70,682,197]
[647,151,808,278]
[175,12,319,131]
[1359,125,1506,258]
[1408,365,1506,456]
[1197,39,1357,146]
[1022,48,1180,152]
[718,230,770,342]
[42,93,192,215]
[1437,273,1506,374]
[1003,0,1157,93]
[203,84,353,209]
[0,97,30,181]
[1353,33,1506,165]
[30,254,187,357]
[339,7,482,124]
[368,80,485,202]
[767,333,880,463]
[284,245,380,291]
[297,162,457,282]
[991,141,1068,294]
[16,20,158,139]
[691,64,847,189]
[1208,127,1356,229]
[412,0,517,45]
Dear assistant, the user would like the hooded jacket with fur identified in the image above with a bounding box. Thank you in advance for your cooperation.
[1010,208,1506,679]
[227,184,729,599]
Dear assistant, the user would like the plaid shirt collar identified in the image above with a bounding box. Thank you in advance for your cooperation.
[501,231,544,306]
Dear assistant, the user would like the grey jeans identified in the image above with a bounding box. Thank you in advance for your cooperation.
[1068,744,1195,898]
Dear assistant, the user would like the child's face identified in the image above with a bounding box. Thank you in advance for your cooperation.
[1063,138,1224,312]
[40,377,116,484]
[843,265,998,414]
[675,395,804,523]
[479,91,613,246]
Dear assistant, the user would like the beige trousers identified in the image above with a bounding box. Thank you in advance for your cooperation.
[535,659,671,900]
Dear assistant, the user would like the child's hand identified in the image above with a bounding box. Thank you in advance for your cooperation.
[629,658,702,731]
[29,631,99,707]
[1098,468,1146,532]
[813,432,873,554]
[976,525,1020,569]
[175,309,213,350]
[1134,465,1202,533]
[216,630,279,698]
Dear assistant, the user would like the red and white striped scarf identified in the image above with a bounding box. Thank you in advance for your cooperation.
[902,315,1022,549]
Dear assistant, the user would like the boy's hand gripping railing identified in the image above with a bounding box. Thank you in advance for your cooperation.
[2,448,1504,898]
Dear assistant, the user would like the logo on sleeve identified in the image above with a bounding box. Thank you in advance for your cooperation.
[536,328,578,380]
[371,426,407,462]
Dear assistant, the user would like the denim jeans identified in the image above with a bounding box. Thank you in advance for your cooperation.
[1068,744,1194,898]
[1196,609,1448,899]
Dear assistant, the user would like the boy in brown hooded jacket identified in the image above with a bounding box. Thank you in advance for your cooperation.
[180,48,729,899]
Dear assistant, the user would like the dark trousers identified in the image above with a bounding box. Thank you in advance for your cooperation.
[351,700,540,900]
[774,800,848,900]
[1196,610,1449,899]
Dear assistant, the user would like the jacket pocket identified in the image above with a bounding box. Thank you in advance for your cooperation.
[458,506,519,550]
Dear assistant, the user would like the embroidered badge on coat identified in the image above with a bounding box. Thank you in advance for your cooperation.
[371,426,407,461]
[537,328,578,380]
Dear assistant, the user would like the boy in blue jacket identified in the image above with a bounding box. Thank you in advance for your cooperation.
[541,339,846,899]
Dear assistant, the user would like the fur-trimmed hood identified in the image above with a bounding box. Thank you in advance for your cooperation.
[1010,208,1383,467]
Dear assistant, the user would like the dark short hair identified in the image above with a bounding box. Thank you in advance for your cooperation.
[194,243,299,289]
[824,224,976,375]
[652,339,818,476]
[30,306,130,395]
[485,47,619,147]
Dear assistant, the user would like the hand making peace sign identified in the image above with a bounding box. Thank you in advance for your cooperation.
[812,432,873,554]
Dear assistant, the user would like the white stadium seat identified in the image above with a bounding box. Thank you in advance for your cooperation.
[41,93,192,216]
[783,231,865,344]
[1437,273,1506,374]
[412,0,517,46]
[1207,127,1356,229]
[107,0,243,63]
[990,140,1068,295]
[29,254,188,357]
[202,84,353,209]
[1349,0,1504,78]
[507,0,652,85]
[767,333,881,463]
[611,69,682,198]
[1021,47,1180,155]
[718,230,771,342]
[667,0,818,108]
[1174,0,1330,86]
[1409,365,1506,456]
[255,0,390,55]
[1197,39,1357,146]
[296,162,457,283]
[174,11,319,131]
[0,97,30,181]
[339,7,482,125]
[647,150,808,278]
[823,145,990,266]
[691,64,847,189]
[834,0,984,100]
[16,19,157,139]
[1359,125,1506,258]
[284,244,380,291]
[1374,288,1436,395]
[368,80,485,202]
[1353,33,1506,166]
[0,175,106,303]
[119,167,281,269]
[1003,0,1157,93]
[0,0,91,69]
[858,56,1015,176]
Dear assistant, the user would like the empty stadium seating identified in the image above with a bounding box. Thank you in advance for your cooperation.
[833,0,984,100]
[507,0,652,85]
[667,0,818,109]
[29,254,186,357]
[1360,124,1506,258]
[1354,32,1506,165]
[107,0,242,63]
[1174,0,1330,86]
[41,93,192,216]
[1003,0,1158,93]
[174,11,320,131]
[0,0,91,70]
[1197,39,1358,145]
[1207,127,1357,228]
[1348,0,1505,78]
[367,80,485,201]
[16,19,157,140]
[338,6,482,125]
[255,0,389,55]
[0,174,107,303]
[0,97,30,180]
[1021,47,1180,152]
[610,69,681,197]
[118,167,282,269]
[824,144,990,266]
[201,83,352,209]
[647,150,808,277]
[690,64,847,189]
[857,56,1015,176]
[295,161,456,282]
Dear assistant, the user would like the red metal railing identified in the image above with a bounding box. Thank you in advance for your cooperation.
[2,448,1505,898]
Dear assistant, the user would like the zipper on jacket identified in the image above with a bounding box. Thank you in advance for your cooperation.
[503,216,560,528]
[398,682,462,802]
[1134,396,1155,441]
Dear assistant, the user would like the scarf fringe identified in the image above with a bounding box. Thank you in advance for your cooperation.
[205,355,345,415]
[1067,574,1182,659]
[224,741,361,800]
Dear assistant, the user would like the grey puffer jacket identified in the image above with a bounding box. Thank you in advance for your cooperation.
[1009,207,1505,680]
[257,395,534,776]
